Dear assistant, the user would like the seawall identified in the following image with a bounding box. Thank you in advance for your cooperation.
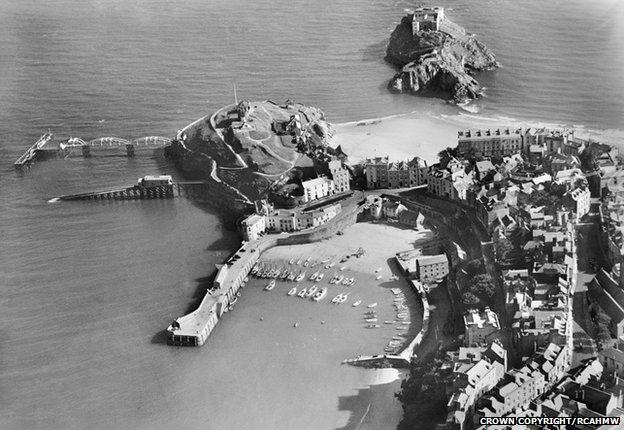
[166,200,366,347]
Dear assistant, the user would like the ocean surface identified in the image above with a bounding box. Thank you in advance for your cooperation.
[1,0,623,429]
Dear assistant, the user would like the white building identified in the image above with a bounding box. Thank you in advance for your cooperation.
[565,187,590,222]
[328,160,351,193]
[241,214,266,241]
[464,307,501,347]
[302,176,334,203]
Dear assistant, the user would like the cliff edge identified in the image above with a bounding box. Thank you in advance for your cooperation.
[167,100,338,212]
[385,10,498,103]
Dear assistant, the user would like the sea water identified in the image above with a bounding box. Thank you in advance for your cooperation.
[1,0,623,429]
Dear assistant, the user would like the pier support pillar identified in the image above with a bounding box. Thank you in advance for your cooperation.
[81,145,91,158]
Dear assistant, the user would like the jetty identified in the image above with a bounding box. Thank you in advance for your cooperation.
[14,131,53,168]
[167,240,267,346]
[50,175,208,202]
[13,131,172,170]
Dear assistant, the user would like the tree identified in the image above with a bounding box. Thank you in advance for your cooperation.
[462,292,481,307]
[495,236,521,267]
[465,259,484,277]
[468,274,497,305]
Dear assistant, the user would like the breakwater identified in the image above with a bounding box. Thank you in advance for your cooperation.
[167,200,366,346]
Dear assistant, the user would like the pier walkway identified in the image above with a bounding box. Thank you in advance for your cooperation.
[14,132,53,168]
[14,132,172,169]
[51,181,207,202]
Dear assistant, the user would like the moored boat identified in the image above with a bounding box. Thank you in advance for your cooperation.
[298,288,307,298]
[309,271,319,281]
[365,324,380,329]
[306,285,318,297]
[303,258,310,267]
[313,287,327,302]
[289,258,295,265]
[352,300,362,307]
[316,273,324,281]
[365,318,378,323]
[367,303,377,308]
[296,271,306,282]
[265,280,276,291]
[288,287,297,296]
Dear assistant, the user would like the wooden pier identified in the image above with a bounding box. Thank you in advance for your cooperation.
[14,132,53,169]
[51,181,208,202]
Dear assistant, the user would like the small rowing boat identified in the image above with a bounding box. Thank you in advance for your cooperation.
[288,287,297,296]
[265,280,276,291]
[352,300,362,307]
[367,303,377,308]
[313,287,327,302]
[306,285,318,297]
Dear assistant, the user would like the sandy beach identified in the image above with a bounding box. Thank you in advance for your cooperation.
[238,222,435,429]
[330,110,624,168]
[329,114,459,165]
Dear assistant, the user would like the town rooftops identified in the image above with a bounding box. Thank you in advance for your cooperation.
[242,214,263,226]
[416,254,448,266]
[464,308,500,329]
[302,176,330,188]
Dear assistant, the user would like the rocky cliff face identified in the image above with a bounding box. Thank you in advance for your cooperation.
[385,14,498,103]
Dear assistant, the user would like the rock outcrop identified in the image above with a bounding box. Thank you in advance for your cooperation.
[166,101,337,216]
[385,13,498,103]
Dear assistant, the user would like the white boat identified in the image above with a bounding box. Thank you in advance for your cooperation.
[335,275,344,284]
[331,294,342,304]
[306,285,318,297]
[352,300,362,307]
[296,258,302,265]
[340,266,346,271]
[376,275,382,280]
[303,258,310,267]
[337,292,350,304]
[265,280,276,291]
[329,262,335,267]
[324,264,331,269]
[367,303,377,308]
[310,271,319,281]
[298,288,307,298]
[365,318,378,323]
[384,320,395,324]
[401,321,410,325]
[287,272,297,281]
[289,258,295,265]
[321,257,331,264]
[296,271,306,282]
[281,270,289,280]
[288,287,297,296]
[342,277,350,285]
[316,273,324,281]
[396,326,408,330]
[313,287,327,301]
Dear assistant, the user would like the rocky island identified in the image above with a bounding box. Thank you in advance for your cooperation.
[385,7,498,103]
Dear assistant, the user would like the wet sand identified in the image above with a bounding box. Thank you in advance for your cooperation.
[240,222,435,429]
